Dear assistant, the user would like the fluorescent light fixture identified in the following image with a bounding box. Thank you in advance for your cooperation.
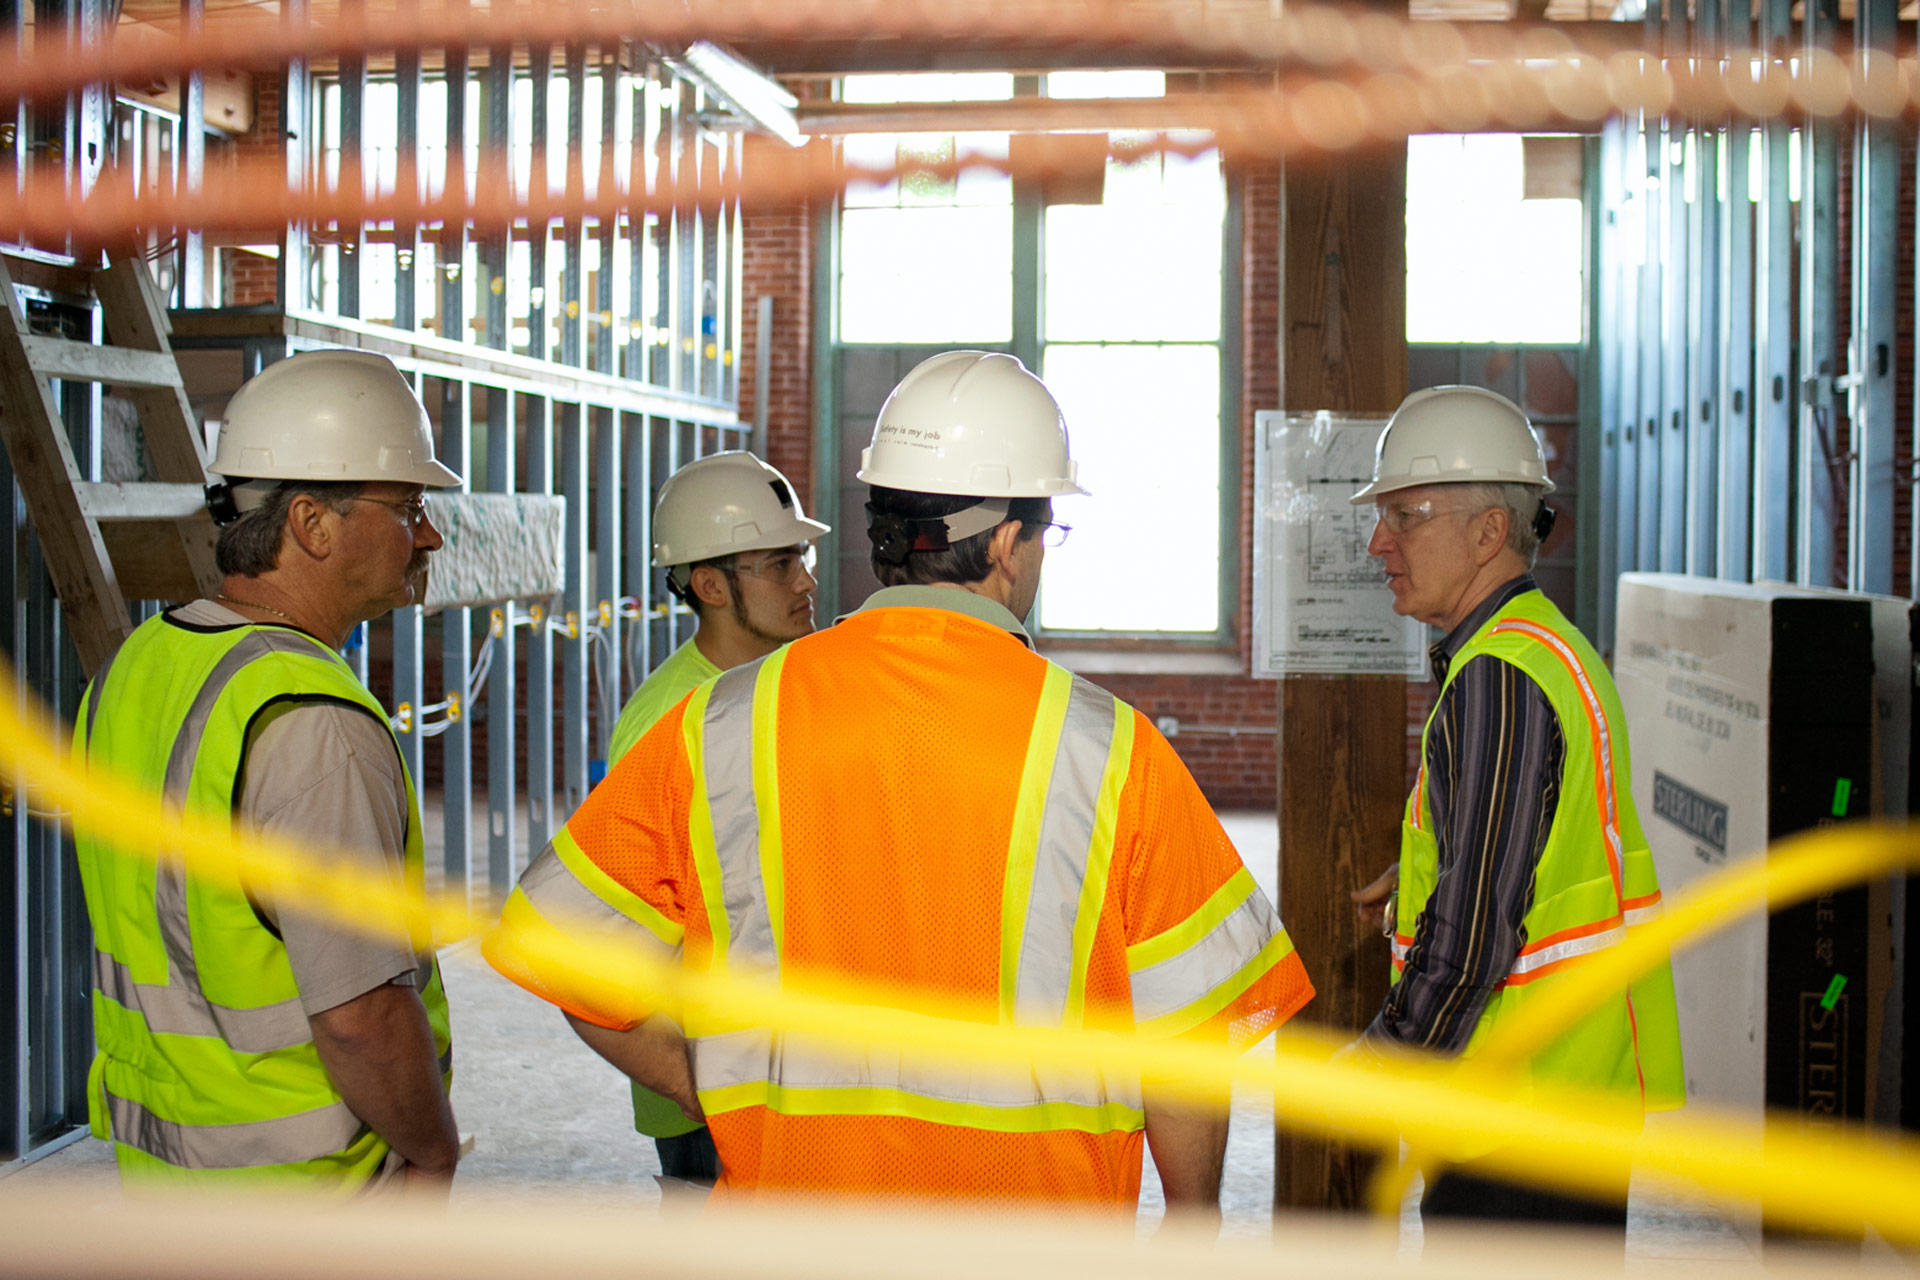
[666,40,803,148]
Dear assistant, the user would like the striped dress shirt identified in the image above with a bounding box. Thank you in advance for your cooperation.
[1364,574,1566,1054]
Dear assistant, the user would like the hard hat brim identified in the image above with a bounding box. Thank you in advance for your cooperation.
[856,464,1090,499]
[1348,474,1555,505]
[212,458,467,489]
[412,459,465,490]
[653,514,833,567]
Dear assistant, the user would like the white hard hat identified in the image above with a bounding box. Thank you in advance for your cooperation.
[1348,385,1554,504]
[652,452,830,567]
[213,349,461,490]
[858,350,1087,498]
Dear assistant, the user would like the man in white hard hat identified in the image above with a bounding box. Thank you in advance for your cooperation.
[73,349,459,1192]
[1345,385,1683,1239]
[603,450,828,1186]
[607,452,829,766]
[487,350,1313,1218]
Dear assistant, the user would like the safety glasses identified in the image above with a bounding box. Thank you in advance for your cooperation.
[354,494,431,529]
[1372,498,1476,536]
[727,545,818,586]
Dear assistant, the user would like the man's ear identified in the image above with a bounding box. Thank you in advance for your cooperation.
[282,493,333,560]
[1474,506,1511,565]
[985,521,1024,576]
[688,563,732,611]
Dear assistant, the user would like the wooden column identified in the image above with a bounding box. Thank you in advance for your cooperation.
[1273,154,1408,1213]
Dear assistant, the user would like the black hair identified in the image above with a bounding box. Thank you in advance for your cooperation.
[865,486,1050,587]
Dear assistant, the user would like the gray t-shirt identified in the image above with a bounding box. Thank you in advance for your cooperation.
[175,600,424,1016]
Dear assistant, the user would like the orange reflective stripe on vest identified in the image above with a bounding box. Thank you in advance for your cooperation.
[1392,589,1685,1114]
[1397,618,1668,991]
[1489,618,1626,898]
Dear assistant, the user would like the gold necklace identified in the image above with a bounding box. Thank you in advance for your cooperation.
[216,593,301,626]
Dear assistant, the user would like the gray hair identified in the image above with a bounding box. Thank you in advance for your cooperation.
[215,481,366,577]
[1452,482,1547,565]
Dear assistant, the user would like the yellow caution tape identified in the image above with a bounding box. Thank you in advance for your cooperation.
[1376,821,1920,1216]
[7,669,1920,1242]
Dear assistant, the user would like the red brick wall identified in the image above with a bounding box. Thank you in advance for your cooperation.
[737,134,823,511]
[218,73,284,306]
[1087,673,1277,809]
[227,250,279,306]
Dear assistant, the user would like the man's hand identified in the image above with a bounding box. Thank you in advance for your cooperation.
[399,1159,457,1200]
[1352,865,1399,933]
[565,1012,704,1123]
[308,980,458,1186]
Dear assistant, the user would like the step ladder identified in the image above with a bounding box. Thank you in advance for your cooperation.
[0,255,223,677]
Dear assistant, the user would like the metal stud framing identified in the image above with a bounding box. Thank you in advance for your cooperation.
[485,387,518,900]
[1751,0,1794,583]
[0,0,104,1167]
[439,377,474,903]
[0,10,752,1157]
[178,0,204,307]
[1716,0,1755,582]
[524,394,556,848]
[1595,0,1910,629]
[1848,0,1898,595]
[1684,0,1721,576]
[337,0,365,320]
[278,0,309,309]
[1796,0,1842,587]
[1638,110,1663,575]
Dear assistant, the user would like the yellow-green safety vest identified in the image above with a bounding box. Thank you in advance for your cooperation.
[608,635,724,1139]
[74,613,452,1188]
[1392,589,1685,1111]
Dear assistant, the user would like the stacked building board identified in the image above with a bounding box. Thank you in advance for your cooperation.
[1614,575,1875,1150]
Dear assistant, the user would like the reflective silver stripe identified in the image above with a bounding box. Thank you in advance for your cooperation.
[160,629,329,798]
[93,949,313,1055]
[154,629,339,999]
[1490,619,1627,886]
[517,845,678,958]
[701,662,779,976]
[691,1028,1142,1114]
[1127,886,1283,1024]
[1011,678,1117,1026]
[1624,901,1662,927]
[1508,923,1625,978]
[105,1086,367,1170]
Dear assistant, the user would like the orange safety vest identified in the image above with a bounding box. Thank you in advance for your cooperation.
[488,600,1313,1208]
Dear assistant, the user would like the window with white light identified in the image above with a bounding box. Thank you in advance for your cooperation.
[1038,91,1225,634]
[834,70,1231,640]
[838,74,1015,344]
[1405,133,1584,344]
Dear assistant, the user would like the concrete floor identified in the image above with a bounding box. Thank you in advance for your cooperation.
[2,811,1768,1261]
